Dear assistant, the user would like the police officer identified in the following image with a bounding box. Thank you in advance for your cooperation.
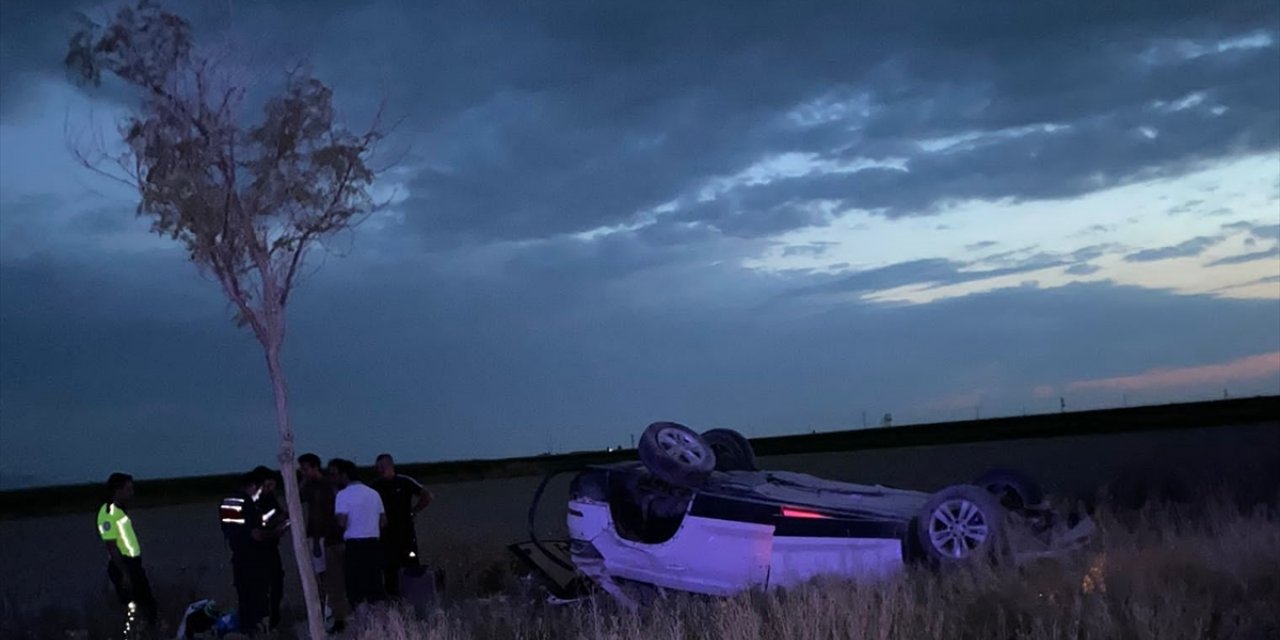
[97,472,157,635]
[220,468,287,634]
[251,466,288,629]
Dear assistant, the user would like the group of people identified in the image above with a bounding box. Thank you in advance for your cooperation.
[95,453,433,637]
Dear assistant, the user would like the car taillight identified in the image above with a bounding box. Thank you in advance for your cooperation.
[781,506,831,519]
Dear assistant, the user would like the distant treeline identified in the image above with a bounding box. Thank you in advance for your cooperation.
[2,395,1276,520]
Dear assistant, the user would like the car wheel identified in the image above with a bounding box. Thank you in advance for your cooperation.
[974,468,1045,511]
[916,484,1007,566]
[638,422,716,488]
[701,428,758,472]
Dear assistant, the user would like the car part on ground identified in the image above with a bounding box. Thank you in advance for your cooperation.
[702,428,759,472]
[638,422,716,488]
[508,539,592,601]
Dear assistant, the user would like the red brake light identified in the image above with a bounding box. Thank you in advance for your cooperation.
[781,506,831,519]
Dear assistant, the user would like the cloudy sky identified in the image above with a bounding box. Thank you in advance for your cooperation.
[1,1,1278,488]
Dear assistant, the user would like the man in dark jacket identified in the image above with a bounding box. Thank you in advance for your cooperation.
[220,468,286,634]
[251,466,287,629]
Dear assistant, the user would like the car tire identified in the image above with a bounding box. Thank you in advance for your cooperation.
[701,428,758,472]
[638,422,716,488]
[974,468,1045,511]
[916,484,1008,566]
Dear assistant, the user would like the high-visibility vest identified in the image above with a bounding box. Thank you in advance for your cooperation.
[219,495,248,526]
[97,502,141,558]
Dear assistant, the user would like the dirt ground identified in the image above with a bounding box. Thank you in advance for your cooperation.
[2,422,1276,621]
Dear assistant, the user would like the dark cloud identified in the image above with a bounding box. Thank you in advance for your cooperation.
[1084,224,1117,235]
[0,0,76,116]
[1223,221,1280,241]
[1066,263,1102,275]
[1124,236,1223,262]
[1167,199,1206,215]
[798,252,1071,297]
[4,1,1277,243]
[1207,246,1280,266]
[781,241,836,257]
[966,241,999,251]
[1072,244,1120,262]
[3,0,1280,487]
[1250,224,1280,241]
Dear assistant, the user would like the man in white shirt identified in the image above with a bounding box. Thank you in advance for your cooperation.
[329,458,387,608]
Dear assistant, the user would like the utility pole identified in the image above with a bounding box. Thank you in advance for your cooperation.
[629,433,635,449]
[861,410,867,428]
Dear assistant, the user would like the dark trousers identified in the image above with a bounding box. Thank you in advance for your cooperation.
[382,528,420,597]
[234,548,284,632]
[232,558,269,633]
[344,538,385,606]
[265,548,284,627]
[107,556,157,627]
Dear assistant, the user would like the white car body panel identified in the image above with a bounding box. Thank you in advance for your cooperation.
[569,497,905,595]
[570,499,773,595]
[767,536,903,588]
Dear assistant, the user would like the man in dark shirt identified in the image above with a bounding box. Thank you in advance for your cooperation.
[372,453,433,597]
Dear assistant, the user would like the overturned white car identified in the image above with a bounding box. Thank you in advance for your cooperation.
[514,422,1095,606]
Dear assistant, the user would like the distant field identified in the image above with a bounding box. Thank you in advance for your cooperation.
[1,409,1277,634]
[2,396,1276,518]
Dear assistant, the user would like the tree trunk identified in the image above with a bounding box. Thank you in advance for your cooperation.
[264,336,327,640]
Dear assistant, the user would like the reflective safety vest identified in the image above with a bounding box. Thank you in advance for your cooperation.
[219,495,248,526]
[97,502,141,558]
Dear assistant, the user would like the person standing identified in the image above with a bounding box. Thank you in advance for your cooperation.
[251,466,287,629]
[372,453,434,597]
[330,458,387,611]
[219,468,286,634]
[299,453,347,631]
[97,472,157,635]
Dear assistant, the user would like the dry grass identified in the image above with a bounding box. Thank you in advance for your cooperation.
[5,491,1278,640]
[344,492,1280,640]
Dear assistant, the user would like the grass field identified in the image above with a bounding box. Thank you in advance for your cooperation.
[4,487,1277,640]
[352,492,1280,640]
[1,416,1277,639]
[356,479,1280,640]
